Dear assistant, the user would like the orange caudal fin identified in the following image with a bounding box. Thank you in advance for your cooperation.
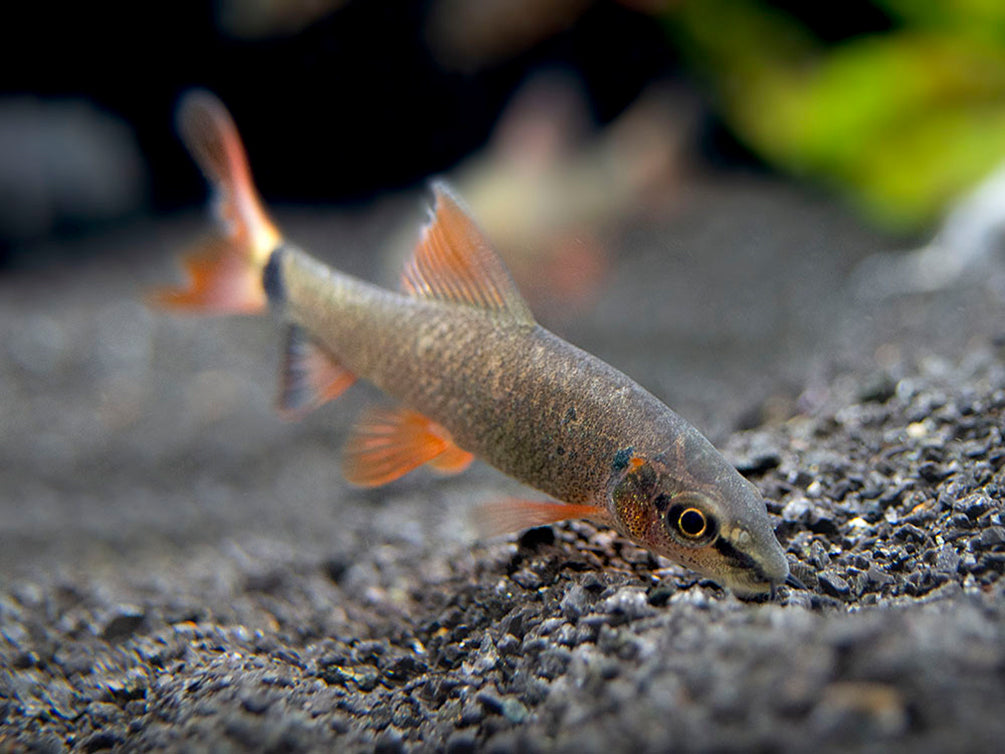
[471,500,609,539]
[148,234,267,314]
[342,406,474,487]
[148,90,280,315]
[277,325,357,420]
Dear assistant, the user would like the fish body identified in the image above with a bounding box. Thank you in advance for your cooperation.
[152,91,791,597]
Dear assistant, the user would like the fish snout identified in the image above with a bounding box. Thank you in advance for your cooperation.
[762,542,791,586]
[720,532,791,599]
[757,537,792,599]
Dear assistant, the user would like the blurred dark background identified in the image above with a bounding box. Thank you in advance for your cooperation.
[3,0,671,265]
[3,0,1003,267]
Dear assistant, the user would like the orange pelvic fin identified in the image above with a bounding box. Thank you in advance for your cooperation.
[148,90,279,314]
[427,444,476,475]
[277,325,357,419]
[342,406,474,487]
[472,500,609,539]
[401,183,535,324]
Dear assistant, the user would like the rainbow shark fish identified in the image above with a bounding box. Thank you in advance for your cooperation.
[151,91,793,597]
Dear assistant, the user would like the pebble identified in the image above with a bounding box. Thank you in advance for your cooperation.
[476,691,505,716]
[510,569,543,590]
[646,582,676,607]
[865,566,893,587]
[100,605,146,641]
[80,731,125,753]
[934,546,961,573]
[817,571,851,599]
[239,692,272,715]
[808,541,831,569]
[458,701,485,727]
[500,697,529,724]
[446,731,479,754]
[977,527,1005,548]
[495,634,519,656]
[536,647,571,680]
[383,655,428,685]
[599,588,656,622]
[374,729,406,754]
[782,497,812,523]
[893,523,928,544]
[559,585,589,622]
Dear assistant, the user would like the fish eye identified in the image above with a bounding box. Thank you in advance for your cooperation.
[665,499,718,546]
[678,507,707,538]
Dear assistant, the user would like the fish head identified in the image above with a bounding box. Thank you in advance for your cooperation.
[607,450,789,598]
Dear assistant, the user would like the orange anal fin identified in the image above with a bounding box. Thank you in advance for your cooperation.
[472,500,608,539]
[147,235,268,314]
[342,407,470,488]
[277,325,356,419]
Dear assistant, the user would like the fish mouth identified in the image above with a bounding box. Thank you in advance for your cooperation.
[730,569,805,600]
[712,535,791,599]
[726,572,775,599]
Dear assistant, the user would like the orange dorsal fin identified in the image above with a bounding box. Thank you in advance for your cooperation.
[342,406,474,487]
[277,326,356,419]
[471,500,609,539]
[148,90,279,314]
[401,183,535,324]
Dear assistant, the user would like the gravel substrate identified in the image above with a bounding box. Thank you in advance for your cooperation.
[1,177,1003,752]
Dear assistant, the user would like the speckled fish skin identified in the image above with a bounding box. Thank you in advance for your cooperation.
[267,236,790,597]
[153,90,790,598]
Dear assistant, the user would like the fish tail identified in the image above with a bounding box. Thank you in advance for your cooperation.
[147,90,280,315]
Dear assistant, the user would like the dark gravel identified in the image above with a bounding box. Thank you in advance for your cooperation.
[2,176,1004,752]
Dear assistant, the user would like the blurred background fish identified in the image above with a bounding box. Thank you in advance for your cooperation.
[213,0,350,39]
[381,71,690,320]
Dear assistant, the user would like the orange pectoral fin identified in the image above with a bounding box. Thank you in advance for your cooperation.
[277,325,356,420]
[342,407,472,487]
[471,500,609,539]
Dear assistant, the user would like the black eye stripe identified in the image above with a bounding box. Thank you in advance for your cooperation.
[654,494,671,514]
[713,536,764,579]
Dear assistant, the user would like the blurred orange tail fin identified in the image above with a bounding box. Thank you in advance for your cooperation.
[148,90,280,314]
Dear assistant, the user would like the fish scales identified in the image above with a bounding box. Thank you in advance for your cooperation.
[277,244,711,507]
